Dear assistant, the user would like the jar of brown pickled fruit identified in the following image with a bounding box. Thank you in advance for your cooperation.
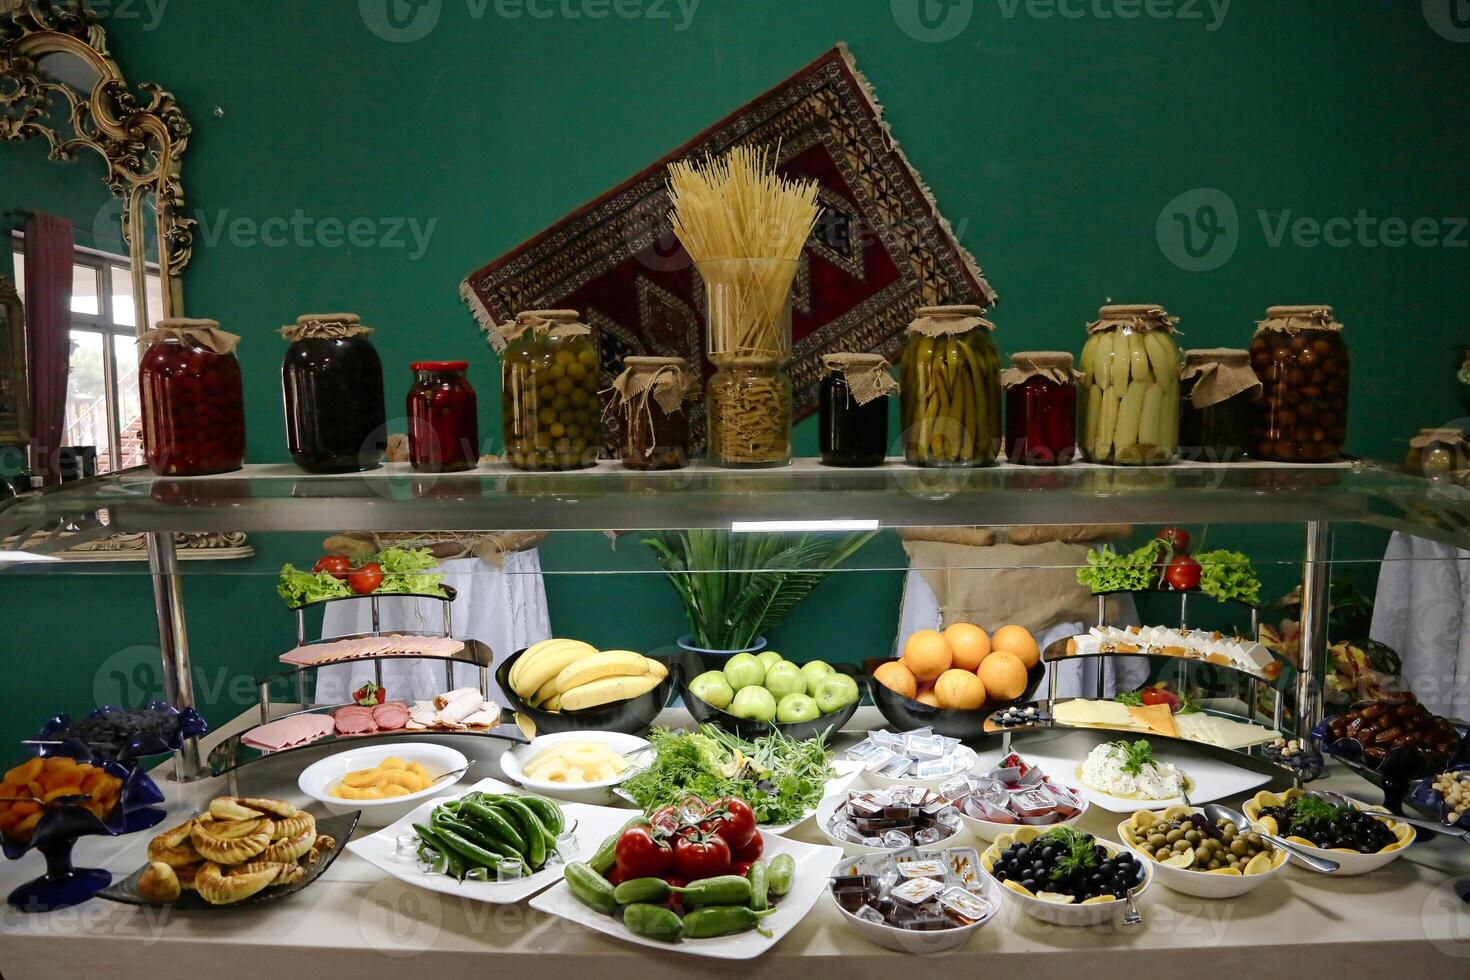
[1178,348,1261,463]
[609,356,700,470]
[499,310,602,470]
[1249,306,1350,462]
[899,306,1001,467]
[138,318,247,476]
[1078,305,1182,465]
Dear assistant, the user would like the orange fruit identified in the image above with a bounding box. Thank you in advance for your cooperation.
[873,660,917,700]
[944,623,992,671]
[934,668,987,710]
[991,624,1040,669]
[916,686,942,707]
[902,629,953,681]
[978,651,1028,702]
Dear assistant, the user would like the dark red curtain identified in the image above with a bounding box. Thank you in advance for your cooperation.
[22,213,73,484]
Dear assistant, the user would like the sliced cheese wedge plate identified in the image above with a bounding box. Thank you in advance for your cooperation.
[1126,703,1178,738]
[1053,699,1143,730]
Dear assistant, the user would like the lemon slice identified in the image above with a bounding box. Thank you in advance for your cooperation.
[1002,879,1036,897]
[1243,852,1274,875]
[1036,891,1076,905]
[1205,866,1243,876]
[1162,848,1195,869]
[1080,894,1116,904]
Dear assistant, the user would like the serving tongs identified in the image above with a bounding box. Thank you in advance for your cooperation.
[1201,802,1341,874]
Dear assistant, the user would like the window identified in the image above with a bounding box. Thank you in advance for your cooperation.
[11,236,165,474]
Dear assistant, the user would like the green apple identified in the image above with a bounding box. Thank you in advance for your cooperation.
[730,685,777,722]
[755,650,784,672]
[764,661,806,699]
[689,669,734,710]
[799,660,835,696]
[723,653,766,692]
[776,693,821,724]
[815,673,860,714]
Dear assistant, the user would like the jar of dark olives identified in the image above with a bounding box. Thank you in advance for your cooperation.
[499,310,602,470]
[1404,428,1470,479]
[407,361,479,472]
[1001,351,1078,466]
[820,353,897,467]
[1249,306,1350,462]
[1178,348,1260,463]
[609,356,700,470]
[280,313,386,473]
[138,318,246,476]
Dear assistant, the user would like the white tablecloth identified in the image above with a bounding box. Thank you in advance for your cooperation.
[1369,531,1470,719]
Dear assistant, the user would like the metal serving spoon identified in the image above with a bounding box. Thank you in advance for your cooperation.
[1201,802,1341,874]
[1310,789,1470,844]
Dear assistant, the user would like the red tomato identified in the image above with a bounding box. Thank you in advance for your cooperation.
[1164,556,1202,591]
[605,865,629,887]
[348,562,384,595]
[703,797,757,849]
[731,860,752,878]
[673,834,731,881]
[1141,688,1181,711]
[614,826,673,879]
[312,555,352,580]
[1155,527,1191,554]
[730,831,764,863]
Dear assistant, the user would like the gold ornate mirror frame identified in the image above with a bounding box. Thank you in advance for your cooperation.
[0,0,193,327]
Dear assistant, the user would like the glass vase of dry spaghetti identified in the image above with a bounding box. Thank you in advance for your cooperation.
[707,354,793,468]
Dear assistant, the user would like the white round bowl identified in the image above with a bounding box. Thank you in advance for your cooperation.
[499,731,650,805]
[958,794,1091,842]
[1114,810,1289,899]
[1241,789,1414,876]
[825,855,997,954]
[861,745,979,791]
[815,790,966,856]
[981,827,1153,926]
[297,742,468,828]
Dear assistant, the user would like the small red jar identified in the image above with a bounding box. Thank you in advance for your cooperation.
[139,319,247,476]
[1002,351,1078,466]
[407,361,479,472]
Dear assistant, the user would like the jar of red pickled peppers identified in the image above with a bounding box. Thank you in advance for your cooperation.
[609,356,700,470]
[138,318,246,476]
[407,361,480,472]
[1249,306,1350,462]
[1001,351,1078,466]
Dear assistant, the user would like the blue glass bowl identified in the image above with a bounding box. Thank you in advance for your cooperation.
[34,702,208,765]
[2,750,165,912]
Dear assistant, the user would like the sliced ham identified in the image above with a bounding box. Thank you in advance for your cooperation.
[279,635,465,667]
[242,714,335,752]
[372,702,410,731]
[334,709,377,736]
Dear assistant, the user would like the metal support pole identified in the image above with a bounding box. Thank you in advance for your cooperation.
[147,532,205,781]
[1296,521,1333,740]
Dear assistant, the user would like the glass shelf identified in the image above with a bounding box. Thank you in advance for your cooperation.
[1,459,1461,544]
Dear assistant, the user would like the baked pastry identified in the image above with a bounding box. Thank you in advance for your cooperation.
[258,826,316,864]
[194,861,277,906]
[208,797,263,821]
[237,797,299,820]
[233,860,306,886]
[192,820,272,864]
[147,819,201,867]
[271,810,315,841]
[137,861,181,903]
[197,815,272,841]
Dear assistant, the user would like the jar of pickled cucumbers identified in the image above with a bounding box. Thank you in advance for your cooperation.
[499,309,602,470]
[899,305,1001,467]
[1249,306,1350,463]
[609,356,700,470]
[1178,348,1260,463]
[1001,352,1078,466]
[1078,304,1182,465]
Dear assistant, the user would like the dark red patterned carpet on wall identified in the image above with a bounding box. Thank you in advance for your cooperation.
[461,44,996,450]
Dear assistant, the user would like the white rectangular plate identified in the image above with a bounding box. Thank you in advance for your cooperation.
[530,833,842,959]
[760,759,864,835]
[982,730,1271,813]
[347,776,634,904]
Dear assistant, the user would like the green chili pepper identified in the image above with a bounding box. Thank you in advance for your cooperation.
[767,853,795,896]
[434,827,510,872]
[681,906,776,939]
[671,874,751,907]
[613,877,671,905]
[496,797,550,869]
[519,795,565,837]
[433,813,518,860]
[460,802,526,853]
[747,860,769,911]
[622,903,683,943]
[564,861,618,914]
[414,824,466,880]
[590,816,648,874]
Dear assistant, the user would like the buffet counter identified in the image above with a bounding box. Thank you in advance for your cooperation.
[2,707,1467,980]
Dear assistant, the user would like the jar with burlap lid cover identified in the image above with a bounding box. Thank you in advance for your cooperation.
[1002,351,1079,466]
[820,352,898,467]
[609,356,700,470]
[1078,304,1182,465]
[1178,348,1260,463]
[280,313,387,473]
[139,317,246,476]
[1249,305,1349,462]
[1404,428,1470,478]
[899,305,1001,467]
[499,309,601,471]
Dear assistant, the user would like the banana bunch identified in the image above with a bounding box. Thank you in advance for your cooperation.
[1079,328,1181,464]
[509,639,668,713]
[899,333,1001,466]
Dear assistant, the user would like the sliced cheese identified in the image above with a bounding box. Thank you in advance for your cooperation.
[1126,703,1179,738]
[1053,699,1143,731]
[1174,713,1279,749]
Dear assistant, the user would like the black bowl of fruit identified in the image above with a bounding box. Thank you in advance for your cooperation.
[1242,789,1414,875]
[980,826,1149,925]
[676,650,865,742]
[497,640,678,737]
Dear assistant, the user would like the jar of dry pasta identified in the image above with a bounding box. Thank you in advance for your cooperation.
[707,356,792,468]
[1078,304,1182,465]
[499,309,602,471]
[1249,306,1349,462]
[898,305,1001,467]
[609,356,700,470]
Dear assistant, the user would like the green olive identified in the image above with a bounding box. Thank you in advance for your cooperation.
[577,349,597,368]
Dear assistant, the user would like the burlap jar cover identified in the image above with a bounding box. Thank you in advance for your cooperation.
[140,317,240,353]
[1255,305,1342,336]
[1409,427,1470,452]
[279,312,374,341]
[907,305,996,337]
[1085,304,1179,335]
[823,352,899,405]
[1180,348,1262,409]
[497,308,592,343]
[1001,351,1079,388]
[609,356,701,427]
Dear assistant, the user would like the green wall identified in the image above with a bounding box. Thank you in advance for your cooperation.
[3,0,1469,748]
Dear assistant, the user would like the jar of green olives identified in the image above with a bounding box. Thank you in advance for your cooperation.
[898,305,1001,467]
[499,310,602,470]
[1404,428,1470,479]
[1079,304,1182,465]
